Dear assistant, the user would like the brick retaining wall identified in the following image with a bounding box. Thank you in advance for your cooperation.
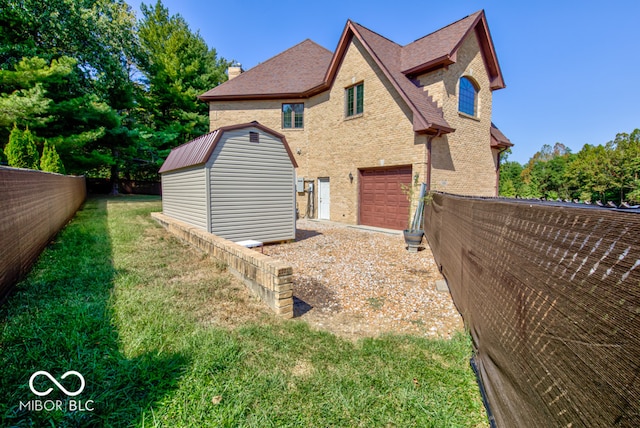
[151,212,294,318]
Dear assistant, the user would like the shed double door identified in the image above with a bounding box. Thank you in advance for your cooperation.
[359,166,412,230]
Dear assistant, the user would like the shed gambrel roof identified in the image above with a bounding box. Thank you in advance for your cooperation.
[199,10,505,136]
[159,122,298,174]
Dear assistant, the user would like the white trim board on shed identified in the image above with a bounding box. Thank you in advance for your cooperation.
[159,122,298,243]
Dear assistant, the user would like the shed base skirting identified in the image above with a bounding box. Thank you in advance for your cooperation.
[151,212,293,318]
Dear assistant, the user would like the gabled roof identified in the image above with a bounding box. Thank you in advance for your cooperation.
[159,122,298,174]
[199,10,505,135]
[342,21,453,134]
[490,123,513,149]
[401,10,505,90]
[199,40,333,100]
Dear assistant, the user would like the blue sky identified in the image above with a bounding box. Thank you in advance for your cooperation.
[127,0,640,164]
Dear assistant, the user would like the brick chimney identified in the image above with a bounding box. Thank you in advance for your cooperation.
[228,63,243,80]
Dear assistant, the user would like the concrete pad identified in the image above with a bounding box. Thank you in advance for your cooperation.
[435,279,449,292]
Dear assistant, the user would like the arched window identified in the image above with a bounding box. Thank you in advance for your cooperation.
[458,76,478,116]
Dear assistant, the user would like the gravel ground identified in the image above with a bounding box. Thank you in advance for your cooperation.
[263,219,464,340]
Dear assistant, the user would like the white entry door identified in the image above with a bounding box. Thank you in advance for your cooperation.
[318,178,330,220]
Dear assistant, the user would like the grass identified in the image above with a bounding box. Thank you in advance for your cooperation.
[366,297,386,311]
[0,195,488,427]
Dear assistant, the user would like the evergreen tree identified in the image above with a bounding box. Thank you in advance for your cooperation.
[40,140,65,174]
[134,0,230,177]
[1,0,231,182]
[0,56,122,174]
[0,0,138,183]
[4,124,39,169]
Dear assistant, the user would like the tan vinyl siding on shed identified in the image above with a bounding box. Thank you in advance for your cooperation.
[208,128,295,242]
[161,167,208,231]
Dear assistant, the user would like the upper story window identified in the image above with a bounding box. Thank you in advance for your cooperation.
[458,76,478,117]
[282,103,304,129]
[345,82,364,117]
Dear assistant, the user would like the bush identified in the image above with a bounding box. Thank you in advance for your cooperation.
[4,124,39,169]
[40,141,66,174]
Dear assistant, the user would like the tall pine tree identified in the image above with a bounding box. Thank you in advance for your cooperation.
[134,0,230,177]
[0,0,138,183]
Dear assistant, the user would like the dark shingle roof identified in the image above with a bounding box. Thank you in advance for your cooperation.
[200,10,505,135]
[400,10,504,89]
[199,40,333,100]
[349,22,452,133]
[402,12,481,74]
[490,123,513,148]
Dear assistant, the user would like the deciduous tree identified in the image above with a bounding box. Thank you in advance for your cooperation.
[500,132,639,204]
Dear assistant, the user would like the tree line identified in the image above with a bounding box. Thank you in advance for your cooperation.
[4,0,637,202]
[500,130,640,204]
[0,0,229,189]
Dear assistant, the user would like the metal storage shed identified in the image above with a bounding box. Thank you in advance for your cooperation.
[159,122,298,243]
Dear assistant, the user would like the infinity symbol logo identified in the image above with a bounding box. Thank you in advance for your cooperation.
[29,371,86,397]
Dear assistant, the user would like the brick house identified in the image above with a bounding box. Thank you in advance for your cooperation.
[200,10,512,230]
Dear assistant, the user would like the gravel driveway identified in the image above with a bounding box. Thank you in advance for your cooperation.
[263,219,464,339]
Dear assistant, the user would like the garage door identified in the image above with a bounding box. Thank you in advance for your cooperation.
[359,166,412,230]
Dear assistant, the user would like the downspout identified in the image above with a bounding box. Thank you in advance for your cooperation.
[423,130,442,234]
[425,130,443,192]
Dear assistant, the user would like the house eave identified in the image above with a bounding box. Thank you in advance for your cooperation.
[199,79,332,102]
[491,139,513,149]
[415,123,455,135]
[402,55,455,78]
[474,15,506,90]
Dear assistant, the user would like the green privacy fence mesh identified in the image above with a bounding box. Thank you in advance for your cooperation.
[424,192,639,427]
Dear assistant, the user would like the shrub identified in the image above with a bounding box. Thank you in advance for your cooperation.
[4,124,39,169]
[40,141,66,174]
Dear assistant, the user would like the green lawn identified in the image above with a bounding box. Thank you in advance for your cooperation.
[0,196,487,427]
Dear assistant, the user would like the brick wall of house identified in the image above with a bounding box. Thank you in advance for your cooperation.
[304,38,426,225]
[208,40,427,225]
[418,31,497,196]
[206,31,499,225]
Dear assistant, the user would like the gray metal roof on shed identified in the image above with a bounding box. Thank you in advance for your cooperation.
[159,122,298,174]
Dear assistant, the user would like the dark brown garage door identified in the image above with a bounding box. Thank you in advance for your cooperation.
[359,166,412,230]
